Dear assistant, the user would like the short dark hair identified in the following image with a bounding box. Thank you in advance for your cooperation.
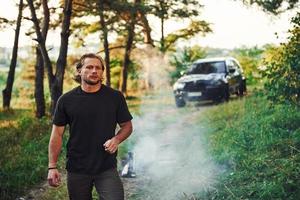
[74,53,105,83]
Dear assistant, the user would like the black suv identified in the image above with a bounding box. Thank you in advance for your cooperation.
[173,57,246,107]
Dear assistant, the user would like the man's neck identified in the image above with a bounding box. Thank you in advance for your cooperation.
[81,82,101,93]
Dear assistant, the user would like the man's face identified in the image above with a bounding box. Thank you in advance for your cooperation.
[79,57,103,85]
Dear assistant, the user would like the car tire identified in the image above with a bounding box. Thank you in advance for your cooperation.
[238,84,244,96]
[238,80,246,96]
[223,85,230,102]
[175,97,186,107]
[215,85,229,103]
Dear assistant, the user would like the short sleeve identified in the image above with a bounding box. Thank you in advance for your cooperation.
[116,92,133,124]
[52,96,68,126]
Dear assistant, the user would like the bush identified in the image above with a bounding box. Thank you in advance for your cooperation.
[169,45,206,84]
[0,111,67,200]
[201,95,300,199]
[231,46,264,85]
[262,13,300,105]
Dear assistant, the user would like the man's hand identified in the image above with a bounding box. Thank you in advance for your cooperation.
[47,169,61,187]
[103,137,120,154]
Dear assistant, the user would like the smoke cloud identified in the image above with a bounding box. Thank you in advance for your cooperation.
[127,46,220,199]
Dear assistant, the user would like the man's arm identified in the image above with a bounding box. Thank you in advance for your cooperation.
[104,120,133,154]
[48,125,65,187]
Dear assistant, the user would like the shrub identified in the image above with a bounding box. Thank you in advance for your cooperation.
[262,13,300,105]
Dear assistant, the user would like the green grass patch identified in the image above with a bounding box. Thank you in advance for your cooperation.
[0,94,142,200]
[199,94,300,199]
[0,110,68,200]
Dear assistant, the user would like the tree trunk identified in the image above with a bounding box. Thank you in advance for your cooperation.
[2,0,23,109]
[139,10,154,46]
[51,0,73,114]
[27,0,54,93]
[160,16,165,52]
[120,1,138,95]
[34,0,49,118]
[34,48,45,118]
[99,0,111,86]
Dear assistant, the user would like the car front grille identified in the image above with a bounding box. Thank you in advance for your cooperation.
[184,81,206,91]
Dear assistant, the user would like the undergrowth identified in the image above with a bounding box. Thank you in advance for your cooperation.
[199,94,300,199]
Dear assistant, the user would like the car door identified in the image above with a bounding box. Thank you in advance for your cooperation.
[226,59,240,93]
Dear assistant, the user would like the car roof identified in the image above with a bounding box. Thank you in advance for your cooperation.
[193,57,236,64]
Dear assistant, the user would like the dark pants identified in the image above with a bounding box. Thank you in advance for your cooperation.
[67,168,124,200]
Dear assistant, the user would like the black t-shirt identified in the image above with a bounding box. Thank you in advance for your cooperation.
[53,85,133,174]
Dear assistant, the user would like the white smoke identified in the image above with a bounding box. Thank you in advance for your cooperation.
[132,45,172,90]
[128,46,220,199]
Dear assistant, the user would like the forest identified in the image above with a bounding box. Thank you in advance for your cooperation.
[0,0,299,199]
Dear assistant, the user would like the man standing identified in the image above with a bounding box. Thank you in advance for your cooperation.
[47,53,133,200]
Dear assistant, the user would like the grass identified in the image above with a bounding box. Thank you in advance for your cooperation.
[0,110,55,200]
[197,93,300,199]
[0,92,143,200]
[1,81,299,199]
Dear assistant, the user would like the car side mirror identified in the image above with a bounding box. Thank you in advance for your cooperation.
[180,70,186,76]
[229,68,236,73]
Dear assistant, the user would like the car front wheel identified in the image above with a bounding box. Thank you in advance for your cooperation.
[238,80,246,96]
[175,96,186,107]
[222,85,230,102]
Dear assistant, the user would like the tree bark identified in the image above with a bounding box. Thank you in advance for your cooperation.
[34,48,45,118]
[2,0,23,109]
[27,0,54,92]
[51,0,73,114]
[158,0,165,52]
[99,0,111,86]
[119,1,138,95]
[34,0,49,118]
[160,15,165,52]
[138,8,154,46]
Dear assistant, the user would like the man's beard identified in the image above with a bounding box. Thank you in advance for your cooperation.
[83,78,100,85]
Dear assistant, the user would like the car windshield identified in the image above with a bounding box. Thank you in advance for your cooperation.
[186,61,226,74]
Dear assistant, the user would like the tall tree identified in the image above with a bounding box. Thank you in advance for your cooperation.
[27,0,73,114]
[2,0,23,109]
[34,0,50,118]
[99,0,111,86]
[136,1,154,46]
[51,0,73,114]
[27,0,54,93]
[119,0,138,95]
[150,0,202,52]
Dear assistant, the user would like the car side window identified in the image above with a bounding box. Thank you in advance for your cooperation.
[227,60,235,72]
[232,60,242,73]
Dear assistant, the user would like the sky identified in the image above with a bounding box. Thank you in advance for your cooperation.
[0,0,295,49]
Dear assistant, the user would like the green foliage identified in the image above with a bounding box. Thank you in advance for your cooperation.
[262,13,300,105]
[148,0,207,51]
[149,0,201,21]
[0,72,6,89]
[110,58,122,89]
[231,46,264,85]
[127,60,140,91]
[169,45,207,83]
[200,95,300,199]
[241,0,299,14]
[0,111,67,200]
[164,20,212,52]
[109,57,140,91]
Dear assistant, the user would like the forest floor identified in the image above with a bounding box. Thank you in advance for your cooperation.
[18,91,221,200]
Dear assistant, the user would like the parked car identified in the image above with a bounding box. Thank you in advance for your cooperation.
[173,57,246,107]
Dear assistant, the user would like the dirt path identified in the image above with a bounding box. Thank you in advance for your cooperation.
[19,93,220,200]
[120,97,220,200]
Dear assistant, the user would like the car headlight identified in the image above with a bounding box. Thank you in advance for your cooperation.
[173,82,185,90]
[210,79,222,85]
